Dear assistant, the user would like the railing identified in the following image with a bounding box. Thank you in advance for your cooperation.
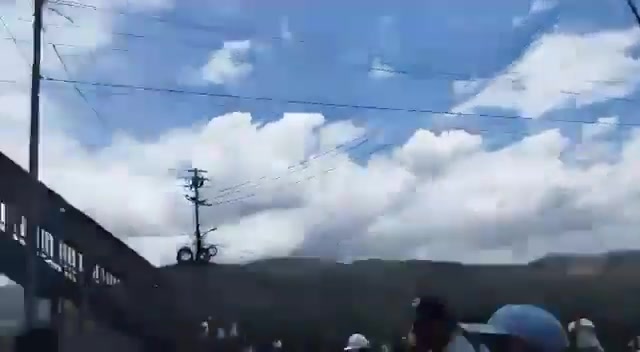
[0,152,158,283]
[0,204,119,287]
[0,151,186,345]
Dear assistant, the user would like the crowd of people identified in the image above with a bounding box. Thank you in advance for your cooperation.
[196,295,622,352]
[198,295,638,352]
[338,296,608,352]
[6,295,636,352]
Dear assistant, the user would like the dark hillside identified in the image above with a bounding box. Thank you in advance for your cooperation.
[1,252,639,349]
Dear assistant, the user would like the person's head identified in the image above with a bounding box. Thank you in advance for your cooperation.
[412,296,458,352]
[488,305,567,352]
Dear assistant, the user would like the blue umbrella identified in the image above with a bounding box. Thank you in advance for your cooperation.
[488,305,568,352]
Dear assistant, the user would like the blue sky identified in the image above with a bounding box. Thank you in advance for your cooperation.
[36,0,640,148]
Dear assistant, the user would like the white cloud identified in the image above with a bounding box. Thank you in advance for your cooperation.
[582,116,619,141]
[454,28,640,117]
[451,79,484,98]
[513,0,558,27]
[530,0,557,14]
[200,40,253,85]
[369,57,396,80]
[572,116,620,163]
[3,100,640,267]
[280,16,293,42]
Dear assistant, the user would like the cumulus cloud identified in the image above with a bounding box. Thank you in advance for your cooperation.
[454,28,640,117]
[4,100,640,267]
[200,40,254,85]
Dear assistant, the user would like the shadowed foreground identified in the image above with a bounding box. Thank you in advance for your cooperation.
[1,252,638,351]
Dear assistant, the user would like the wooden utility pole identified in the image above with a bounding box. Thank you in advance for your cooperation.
[626,0,640,27]
[184,168,212,261]
[25,0,46,330]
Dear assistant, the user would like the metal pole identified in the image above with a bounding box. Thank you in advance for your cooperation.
[193,170,203,259]
[25,0,45,330]
[626,0,640,28]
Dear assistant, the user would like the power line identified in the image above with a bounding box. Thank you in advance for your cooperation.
[189,125,525,207]
[15,17,637,89]
[626,0,640,28]
[39,76,640,127]
[0,16,31,69]
[39,5,115,131]
[46,0,262,40]
[0,78,132,97]
[17,18,221,50]
[210,122,557,206]
[210,142,396,206]
[6,25,636,106]
[212,134,373,199]
[29,2,640,90]
[2,37,129,51]
[145,125,533,214]
[49,42,111,129]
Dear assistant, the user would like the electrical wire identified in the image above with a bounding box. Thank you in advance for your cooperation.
[47,0,262,40]
[211,142,395,206]
[1,37,129,51]
[0,78,133,97]
[626,0,640,28]
[50,42,111,129]
[211,134,373,199]
[0,16,31,69]
[15,17,636,89]
[39,76,640,127]
[41,6,114,131]
[34,1,640,90]
[210,118,566,207]
[5,22,635,106]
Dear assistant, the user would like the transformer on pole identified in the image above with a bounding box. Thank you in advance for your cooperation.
[176,168,219,264]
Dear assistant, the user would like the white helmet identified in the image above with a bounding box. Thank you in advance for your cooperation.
[345,334,370,350]
[568,318,595,332]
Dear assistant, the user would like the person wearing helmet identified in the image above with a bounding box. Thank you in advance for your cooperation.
[567,318,604,352]
[411,296,476,352]
[345,333,371,351]
[487,305,568,352]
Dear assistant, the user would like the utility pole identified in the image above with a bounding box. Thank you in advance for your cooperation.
[626,0,640,28]
[183,168,212,261]
[25,0,46,330]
